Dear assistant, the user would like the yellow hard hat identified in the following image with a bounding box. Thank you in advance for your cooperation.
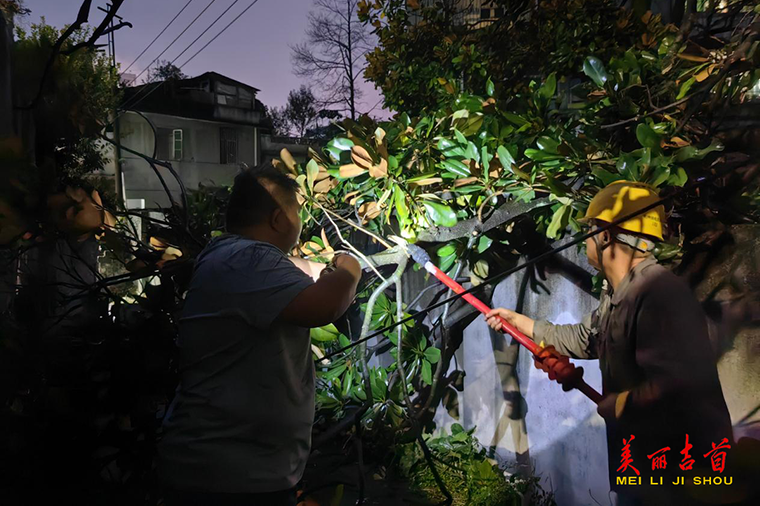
[582,180,665,240]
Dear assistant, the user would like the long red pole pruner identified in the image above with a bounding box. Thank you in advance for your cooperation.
[404,243,603,405]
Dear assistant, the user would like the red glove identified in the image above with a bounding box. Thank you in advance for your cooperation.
[533,345,584,392]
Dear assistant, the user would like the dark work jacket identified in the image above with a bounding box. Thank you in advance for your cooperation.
[534,258,734,503]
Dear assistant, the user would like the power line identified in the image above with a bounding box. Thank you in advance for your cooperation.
[122,0,196,74]
[125,0,221,86]
[176,0,261,68]
[171,0,242,70]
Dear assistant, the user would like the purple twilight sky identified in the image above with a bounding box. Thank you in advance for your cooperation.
[18,0,389,118]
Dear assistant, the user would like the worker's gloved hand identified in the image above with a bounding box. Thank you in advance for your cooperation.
[597,394,617,420]
[533,345,583,392]
[597,391,629,421]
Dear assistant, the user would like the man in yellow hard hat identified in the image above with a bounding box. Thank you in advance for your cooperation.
[486,180,734,505]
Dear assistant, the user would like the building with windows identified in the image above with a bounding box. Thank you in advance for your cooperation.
[111,72,267,209]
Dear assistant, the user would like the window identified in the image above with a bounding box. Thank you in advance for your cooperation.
[172,129,183,160]
[220,128,238,164]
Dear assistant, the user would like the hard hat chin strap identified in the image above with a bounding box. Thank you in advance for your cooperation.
[615,233,656,253]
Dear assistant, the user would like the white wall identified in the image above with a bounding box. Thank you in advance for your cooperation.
[113,111,258,208]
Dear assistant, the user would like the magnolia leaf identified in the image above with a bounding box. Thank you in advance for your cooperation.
[280,148,298,175]
[441,159,471,177]
[358,201,382,222]
[332,137,354,151]
[424,346,441,364]
[536,136,559,154]
[677,53,709,62]
[306,159,319,190]
[310,324,340,342]
[583,56,609,87]
[313,178,335,194]
[421,360,433,386]
[496,145,516,172]
[351,145,374,170]
[453,177,478,187]
[477,235,493,253]
[674,141,723,162]
[636,124,661,149]
[592,168,624,186]
[339,164,367,178]
[650,166,671,187]
[453,128,468,146]
[369,157,388,178]
[538,72,557,99]
[423,201,457,227]
[149,236,171,250]
[374,127,386,145]
[300,241,323,256]
[676,76,696,100]
[409,177,443,186]
[669,167,688,187]
[547,204,571,239]
[486,77,495,97]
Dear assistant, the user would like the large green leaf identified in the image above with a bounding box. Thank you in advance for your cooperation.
[486,77,495,97]
[583,56,609,87]
[536,136,559,154]
[421,360,433,386]
[525,149,561,161]
[441,159,471,177]
[547,204,571,239]
[424,347,441,364]
[310,324,339,342]
[497,145,516,171]
[676,76,696,100]
[674,141,723,162]
[538,72,557,99]
[423,201,458,227]
[592,168,624,186]
[636,124,661,149]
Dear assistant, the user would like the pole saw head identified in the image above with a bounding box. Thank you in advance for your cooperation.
[388,236,431,267]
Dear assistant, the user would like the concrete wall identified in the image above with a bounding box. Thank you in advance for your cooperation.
[431,243,609,505]
[113,111,258,208]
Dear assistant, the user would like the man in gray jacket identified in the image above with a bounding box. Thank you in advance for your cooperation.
[487,181,733,505]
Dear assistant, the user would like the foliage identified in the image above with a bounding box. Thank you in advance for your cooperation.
[359,0,646,115]
[13,20,121,176]
[264,104,290,136]
[396,424,556,506]
[145,59,188,83]
[281,85,320,138]
[291,0,375,119]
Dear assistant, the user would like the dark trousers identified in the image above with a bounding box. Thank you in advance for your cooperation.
[164,488,297,506]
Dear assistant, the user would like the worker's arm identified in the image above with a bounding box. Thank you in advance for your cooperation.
[288,256,327,281]
[486,308,598,359]
[279,254,361,328]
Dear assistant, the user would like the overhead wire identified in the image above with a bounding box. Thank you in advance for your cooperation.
[122,0,221,89]
[121,0,196,74]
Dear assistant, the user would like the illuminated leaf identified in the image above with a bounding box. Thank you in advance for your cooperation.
[423,201,457,227]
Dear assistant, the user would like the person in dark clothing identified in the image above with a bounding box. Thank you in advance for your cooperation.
[158,164,362,506]
[487,181,734,505]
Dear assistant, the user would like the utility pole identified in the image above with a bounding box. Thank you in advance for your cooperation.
[98,3,130,207]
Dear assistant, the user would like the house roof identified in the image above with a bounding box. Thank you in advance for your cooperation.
[123,71,265,126]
